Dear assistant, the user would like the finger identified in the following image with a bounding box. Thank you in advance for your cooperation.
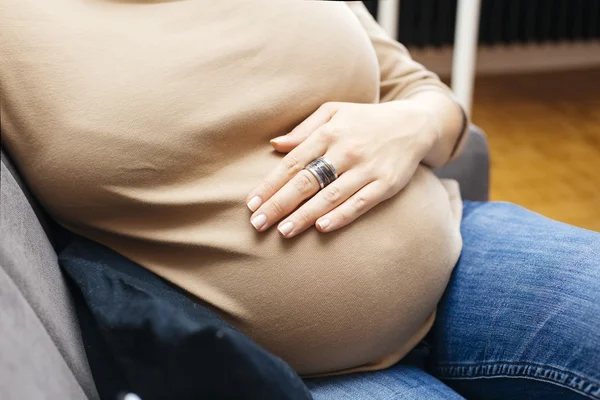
[276,169,368,238]
[246,123,336,211]
[250,169,320,232]
[270,102,339,152]
[315,180,392,233]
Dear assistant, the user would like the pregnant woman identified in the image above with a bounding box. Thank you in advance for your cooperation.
[1,1,598,399]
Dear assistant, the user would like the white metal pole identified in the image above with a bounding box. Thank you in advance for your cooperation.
[377,0,400,40]
[452,0,481,116]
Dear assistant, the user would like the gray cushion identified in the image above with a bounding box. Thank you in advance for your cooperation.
[0,155,98,400]
[0,150,56,246]
[434,125,490,202]
[0,267,87,400]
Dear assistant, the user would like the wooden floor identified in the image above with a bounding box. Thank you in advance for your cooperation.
[470,68,600,232]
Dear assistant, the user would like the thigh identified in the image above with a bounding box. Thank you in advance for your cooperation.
[428,201,600,400]
[306,360,464,400]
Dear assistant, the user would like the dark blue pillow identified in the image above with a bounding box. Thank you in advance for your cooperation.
[58,235,311,400]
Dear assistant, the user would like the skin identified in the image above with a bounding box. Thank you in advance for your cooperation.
[245,89,468,239]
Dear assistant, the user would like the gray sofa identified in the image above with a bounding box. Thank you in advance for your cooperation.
[0,126,489,400]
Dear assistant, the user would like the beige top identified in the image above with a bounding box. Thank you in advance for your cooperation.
[1,0,462,376]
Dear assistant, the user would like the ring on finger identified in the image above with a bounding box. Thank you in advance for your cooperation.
[304,156,338,189]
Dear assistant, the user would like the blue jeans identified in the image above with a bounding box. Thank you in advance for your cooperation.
[306,201,600,399]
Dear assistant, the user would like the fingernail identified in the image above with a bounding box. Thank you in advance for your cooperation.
[251,214,267,230]
[247,196,262,212]
[317,219,330,230]
[270,136,286,145]
[278,221,294,237]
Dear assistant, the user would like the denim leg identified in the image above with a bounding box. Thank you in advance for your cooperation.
[429,201,600,399]
[306,356,465,400]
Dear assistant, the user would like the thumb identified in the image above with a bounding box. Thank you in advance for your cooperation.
[270,102,339,152]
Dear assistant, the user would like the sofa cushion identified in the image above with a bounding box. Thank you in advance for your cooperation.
[0,155,98,400]
[0,150,56,247]
[0,267,87,400]
[434,126,490,202]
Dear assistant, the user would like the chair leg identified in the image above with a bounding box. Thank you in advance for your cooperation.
[376,0,400,39]
[451,0,482,116]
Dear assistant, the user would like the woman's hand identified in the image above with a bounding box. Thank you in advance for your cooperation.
[245,100,442,238]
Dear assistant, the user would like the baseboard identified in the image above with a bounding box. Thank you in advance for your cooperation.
[409,41,600,77]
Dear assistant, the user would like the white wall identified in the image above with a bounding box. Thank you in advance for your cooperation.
[411,41,600,78]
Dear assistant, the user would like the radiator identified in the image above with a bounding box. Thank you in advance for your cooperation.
[363,0,600,48]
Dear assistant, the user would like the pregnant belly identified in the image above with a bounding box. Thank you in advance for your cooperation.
[79,151,463,376]
[235,167,463,376]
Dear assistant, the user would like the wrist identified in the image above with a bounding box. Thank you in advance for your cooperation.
[389,97,443,163]
[403,89,467,168]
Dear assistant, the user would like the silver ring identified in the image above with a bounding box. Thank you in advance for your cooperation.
[304,156,338,189]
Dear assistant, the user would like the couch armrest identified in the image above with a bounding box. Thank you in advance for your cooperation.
[434,125,490,201]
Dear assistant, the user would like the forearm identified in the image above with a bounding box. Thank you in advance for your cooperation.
[345,2,469,168]
[407,89,469,169]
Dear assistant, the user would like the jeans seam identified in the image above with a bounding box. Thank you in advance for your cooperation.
[432,361,600,399]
